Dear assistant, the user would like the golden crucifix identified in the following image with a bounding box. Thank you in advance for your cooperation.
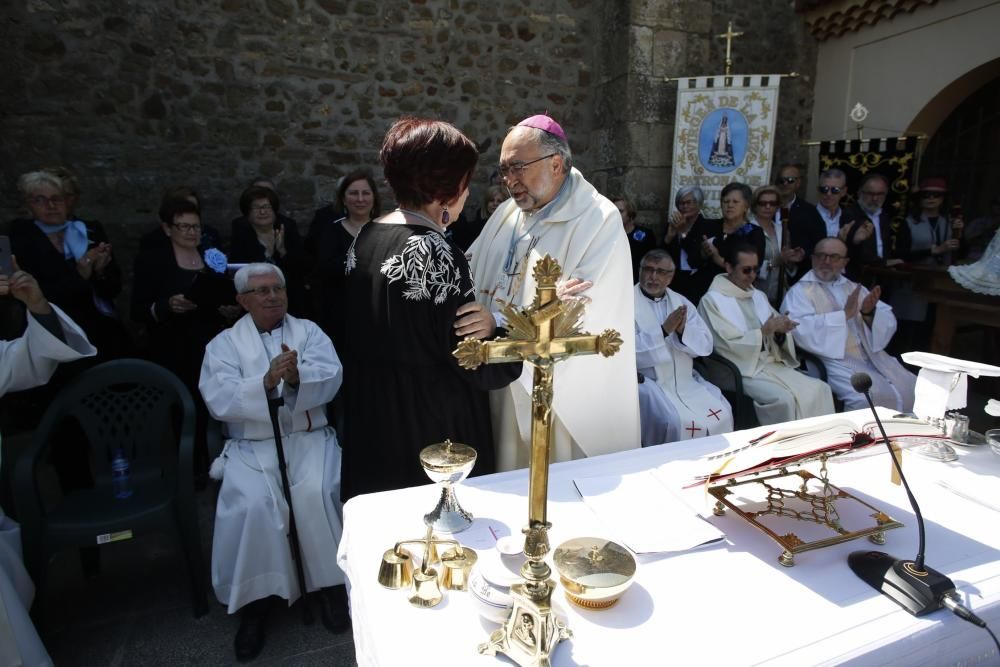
[716,21,744,76]
[453,254,622,666]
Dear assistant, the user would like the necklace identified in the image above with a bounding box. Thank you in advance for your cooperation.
[343,218,368,237]
[175,249,202,268]
[397,208,445,233]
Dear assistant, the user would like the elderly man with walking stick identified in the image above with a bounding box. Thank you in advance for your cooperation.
[199,263,348,662]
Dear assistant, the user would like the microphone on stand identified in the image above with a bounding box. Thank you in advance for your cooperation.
[847,372,988,624]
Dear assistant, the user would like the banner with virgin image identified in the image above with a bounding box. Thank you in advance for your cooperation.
[669,74,782,218]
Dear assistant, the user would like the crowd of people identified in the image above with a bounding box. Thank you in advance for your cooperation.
[2,116,997,663]
[619,164,995,441]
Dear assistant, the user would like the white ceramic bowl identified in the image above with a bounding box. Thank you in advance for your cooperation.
[468,567,513,624]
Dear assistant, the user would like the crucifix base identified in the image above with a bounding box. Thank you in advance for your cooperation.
[478,521,571,666]
[477,582,571,667]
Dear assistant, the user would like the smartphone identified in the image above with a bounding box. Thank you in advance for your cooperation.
[0,235,12,275]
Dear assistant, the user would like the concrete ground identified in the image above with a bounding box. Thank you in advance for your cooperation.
[32,487,357,666]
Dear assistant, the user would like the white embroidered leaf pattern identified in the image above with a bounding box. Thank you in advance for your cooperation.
[381,232,463,304]
[345,240,358,275]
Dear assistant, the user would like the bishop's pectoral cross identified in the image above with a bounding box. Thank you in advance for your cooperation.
[454,254,622,666]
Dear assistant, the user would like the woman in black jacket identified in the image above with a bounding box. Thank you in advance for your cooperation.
[229,185,306,315]
[131,196,235,482]
[10,170,131,361]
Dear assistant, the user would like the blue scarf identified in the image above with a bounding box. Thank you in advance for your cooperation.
[33,219,89,261]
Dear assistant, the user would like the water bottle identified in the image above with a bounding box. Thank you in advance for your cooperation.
[111,448,133,499]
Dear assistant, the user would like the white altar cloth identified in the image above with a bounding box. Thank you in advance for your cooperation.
[338,409,1000,666]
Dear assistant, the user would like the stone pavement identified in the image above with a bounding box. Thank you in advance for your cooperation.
[34,488,357,666]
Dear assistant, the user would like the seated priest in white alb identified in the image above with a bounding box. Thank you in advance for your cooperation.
[1,260,95,667]
[199,263,348,662]
[699,242,834,425]
[634,249,733,444]
[781,237,916,411]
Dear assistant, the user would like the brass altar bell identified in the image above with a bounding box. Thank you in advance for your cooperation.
[377,523,478,608]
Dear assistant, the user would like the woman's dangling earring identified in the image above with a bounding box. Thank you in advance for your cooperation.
[441,206,450,226]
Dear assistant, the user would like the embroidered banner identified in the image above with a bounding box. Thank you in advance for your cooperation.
[669,74,782,218]
[818,136,919,255]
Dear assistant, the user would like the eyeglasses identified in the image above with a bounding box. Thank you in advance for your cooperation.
[251,204,274,213]
[171,222,202,233]
[497,153,557,180]
[738,266,758,276]
[776,177,799,185]
[920,192,944,199]
[29,195,66,207]
[818,186,844,195]
[241,285,286,297]
[756,200,779,208]
[640,266,675,276]
[812,252,846,262]
[860,190,887,198]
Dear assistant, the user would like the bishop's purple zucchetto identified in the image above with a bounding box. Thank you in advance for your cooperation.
[516,114,568,142]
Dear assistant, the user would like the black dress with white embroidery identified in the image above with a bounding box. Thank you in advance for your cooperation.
[340,223,521,501]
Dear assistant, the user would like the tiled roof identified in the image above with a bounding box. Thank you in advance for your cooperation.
[796,0,938,41]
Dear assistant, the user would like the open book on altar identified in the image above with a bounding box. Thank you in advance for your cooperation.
[693,417,945,486]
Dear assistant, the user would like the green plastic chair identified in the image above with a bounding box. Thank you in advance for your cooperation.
[14,359,208,618]
[694,352,761,430]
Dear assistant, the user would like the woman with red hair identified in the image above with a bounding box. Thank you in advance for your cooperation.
[340,118,520,500]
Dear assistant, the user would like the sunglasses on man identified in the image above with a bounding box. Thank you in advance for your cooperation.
[818,185,843,195]
[776,176,798,185]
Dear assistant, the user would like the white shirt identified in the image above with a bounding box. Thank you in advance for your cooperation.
[817,204,842,237]
[863,207,884,258]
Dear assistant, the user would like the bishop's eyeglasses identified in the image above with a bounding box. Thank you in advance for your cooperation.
[497,153,556,180]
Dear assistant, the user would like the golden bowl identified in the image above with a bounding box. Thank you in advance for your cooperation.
[553,537,636,610]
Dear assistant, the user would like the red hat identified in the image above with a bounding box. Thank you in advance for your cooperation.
[918,177,947,192]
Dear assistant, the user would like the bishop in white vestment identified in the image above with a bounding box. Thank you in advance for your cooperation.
[781,237,915,411]
[699,244,834,425]
[466,115,640,470]
[634,250,732,444]
[1,264,95,667]
[199,264,347,659]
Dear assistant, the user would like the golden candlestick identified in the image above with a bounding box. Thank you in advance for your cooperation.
[454,255,622,666]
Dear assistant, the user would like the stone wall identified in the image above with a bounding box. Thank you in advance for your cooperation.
[0,0,603,247]
[593,0,818,232]
[0,0,818,283]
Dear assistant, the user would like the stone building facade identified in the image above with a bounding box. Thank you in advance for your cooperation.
[1,0,816,270]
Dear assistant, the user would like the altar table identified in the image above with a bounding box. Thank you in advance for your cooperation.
[338,409,1000,666]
